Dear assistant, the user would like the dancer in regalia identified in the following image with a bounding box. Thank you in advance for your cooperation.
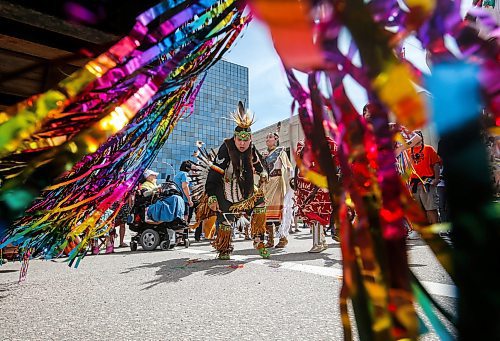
[294,140,338,253]
[262,127,293,248]
[203,102,270,260]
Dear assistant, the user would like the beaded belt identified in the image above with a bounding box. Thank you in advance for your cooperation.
[270,170,282,177]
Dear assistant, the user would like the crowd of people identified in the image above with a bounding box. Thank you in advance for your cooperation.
[83,101,499,259]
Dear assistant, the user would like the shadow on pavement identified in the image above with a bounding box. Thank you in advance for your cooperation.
[0,281,19,300]
[121,247,344,290]
[0,269,18,274]
[103,247,194,256]
[121,257,245,289]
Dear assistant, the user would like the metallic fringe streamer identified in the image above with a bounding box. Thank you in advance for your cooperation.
[18,248,32,283]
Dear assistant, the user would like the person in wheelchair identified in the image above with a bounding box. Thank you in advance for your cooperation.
[131,169,160,222]
[135,169,185,224]
[141,169,161,198]
[128,169,189,251]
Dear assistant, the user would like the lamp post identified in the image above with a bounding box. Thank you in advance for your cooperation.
[164,162,175,180]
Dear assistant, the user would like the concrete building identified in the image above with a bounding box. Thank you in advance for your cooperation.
[252,115,304,166]
[151,60,249,179]
[253,110,438,168]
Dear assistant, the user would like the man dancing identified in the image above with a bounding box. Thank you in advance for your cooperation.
[205,102,269,260]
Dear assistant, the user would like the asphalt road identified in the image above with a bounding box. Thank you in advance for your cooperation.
[0,228,456,340]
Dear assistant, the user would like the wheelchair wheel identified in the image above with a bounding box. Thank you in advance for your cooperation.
[140,229,160,251]
[160,240,170,250]
[130,242,138,252]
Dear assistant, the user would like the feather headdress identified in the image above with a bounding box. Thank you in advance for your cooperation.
[269,121,281,139]
[231,101,255,130]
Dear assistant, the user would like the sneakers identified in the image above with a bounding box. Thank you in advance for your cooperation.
[407,230,420,240]
[275,237,288,248]
[332,233,340,243]
[217,252,230,260]
[308,244,328,253]
[439,231,452,246]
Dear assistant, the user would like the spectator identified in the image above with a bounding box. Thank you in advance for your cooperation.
[409,131,442,224]
[141,169,160,197]
[173,161,194,221]
[113,194,134,247]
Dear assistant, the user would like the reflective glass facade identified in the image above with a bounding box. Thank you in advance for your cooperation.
[151,60,249,180]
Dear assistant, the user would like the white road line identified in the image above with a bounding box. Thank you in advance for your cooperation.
[249,259,343,278]
[231,255,250,261]
[421,281,457,298]
[179,249,211,254]
[177,249,456,298]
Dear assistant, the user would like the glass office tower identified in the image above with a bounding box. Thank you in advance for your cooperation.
[151,60,249,179]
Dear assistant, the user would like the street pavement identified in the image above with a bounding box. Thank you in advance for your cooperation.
[0,228,456,340]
